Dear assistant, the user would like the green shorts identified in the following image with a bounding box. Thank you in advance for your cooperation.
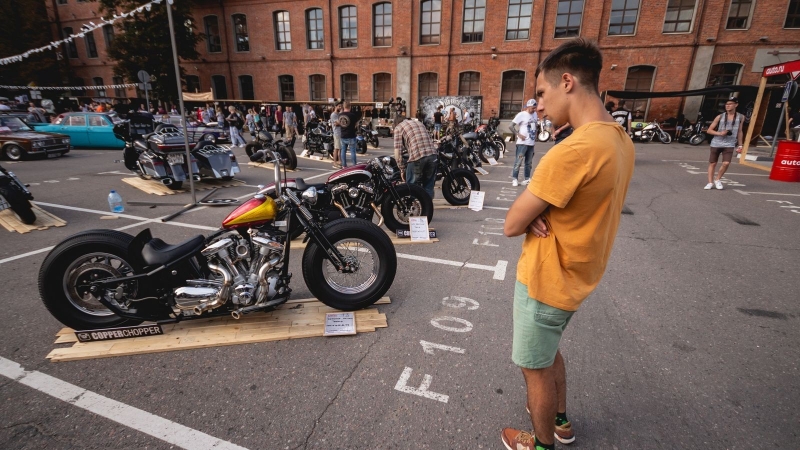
[512,281,574,369]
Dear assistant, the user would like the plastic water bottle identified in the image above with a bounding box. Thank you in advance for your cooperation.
[108,190,124,213]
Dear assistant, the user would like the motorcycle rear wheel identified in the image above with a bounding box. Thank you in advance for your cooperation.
[245,142,262,157]
[38,230,142,330]
[168,181,183,190]
[277,145,298,170]
[442,168,480,206]
[0,185,36,224]
[381,183,434,233]
[689,133,705,146]
[303,219,397,311]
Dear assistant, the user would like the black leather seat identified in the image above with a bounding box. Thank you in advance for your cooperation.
[294,178,308,190]
[141,235,206,267]
[462,132,478,140]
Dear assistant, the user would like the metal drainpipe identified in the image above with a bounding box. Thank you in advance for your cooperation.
[445,0,455,94]
[329,0,335,99]
[680,0,709,114]
[219,0,234,99]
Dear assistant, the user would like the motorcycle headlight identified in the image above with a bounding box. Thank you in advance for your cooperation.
[301,187,318,205]
[381,156,393,166]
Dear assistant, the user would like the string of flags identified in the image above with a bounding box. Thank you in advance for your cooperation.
[0,84,137,91]
[0,0,165,66]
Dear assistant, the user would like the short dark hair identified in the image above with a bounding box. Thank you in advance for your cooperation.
[535,38,603,94]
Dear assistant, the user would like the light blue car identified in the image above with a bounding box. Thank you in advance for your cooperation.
[32,112,126,149]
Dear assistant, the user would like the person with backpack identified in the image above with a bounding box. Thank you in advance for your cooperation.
[226,105,247,147]
[704,96,744,190]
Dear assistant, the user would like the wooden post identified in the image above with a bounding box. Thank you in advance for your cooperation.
[785,102,791,138]
[739,76,767,163]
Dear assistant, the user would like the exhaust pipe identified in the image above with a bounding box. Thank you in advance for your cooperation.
[192,262,232,315]
[370,202,384,227]
[332,201,349,218]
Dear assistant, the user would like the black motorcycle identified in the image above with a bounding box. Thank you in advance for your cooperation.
[303,120,335,158]
[38,151,397,331]
[261,156,433,235]
[246,130,298,170]
[0,164,35,224]
[676,113,707,146]
[436,152,480,206]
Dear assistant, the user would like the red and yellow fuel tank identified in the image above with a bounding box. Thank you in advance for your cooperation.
[222,194,278,229]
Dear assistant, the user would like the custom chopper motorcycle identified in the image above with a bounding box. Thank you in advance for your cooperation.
[260,155,433,237]
[0,163,35,224]
[118,115,240,190]
[246,130,298,170]
[632,120,672,144]
[435,151,480,206]
[38,151,397,331]
[302,120,335,158]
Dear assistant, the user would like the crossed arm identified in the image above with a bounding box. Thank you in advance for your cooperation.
[504,189,551,238]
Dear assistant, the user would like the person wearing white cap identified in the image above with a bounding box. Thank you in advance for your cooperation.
[508,99,540,186]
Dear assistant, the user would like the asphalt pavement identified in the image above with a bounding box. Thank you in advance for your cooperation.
[0,136,798,449]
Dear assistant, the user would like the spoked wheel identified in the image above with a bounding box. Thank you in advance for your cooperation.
[380,183,434,233]
[689,133,705,146]
[201,133,217,144]
[658,131,673,144]
[538,131,551,142]
[303,219,397,311]
[38,230,142,330]
[441,168,480,206]
[479,143,500,163]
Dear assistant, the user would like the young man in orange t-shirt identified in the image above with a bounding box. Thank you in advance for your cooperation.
[501,38,635,450]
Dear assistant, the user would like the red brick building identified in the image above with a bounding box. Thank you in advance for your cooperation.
[48,0,800,121]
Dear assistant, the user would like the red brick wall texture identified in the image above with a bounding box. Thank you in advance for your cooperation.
[52,0,800,120]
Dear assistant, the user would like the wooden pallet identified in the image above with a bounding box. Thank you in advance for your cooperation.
[122,177,246,196]
[0,205,66,234]
[432,198,469,209]
[47,297,390,362]
[289,230,438,249]
[248,161,300,172]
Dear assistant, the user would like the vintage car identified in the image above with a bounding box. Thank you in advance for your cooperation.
[156,115,230,144]
[0,114,71,161]
[31,112,126,149]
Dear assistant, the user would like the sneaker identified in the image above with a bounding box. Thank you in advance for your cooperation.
[715,180,723,190]
[512,179,519,187]
[522,178,531,186]
[501,428,548,450]
[332,163,341,169]
[555,421,576,445]
[704,183,714,190]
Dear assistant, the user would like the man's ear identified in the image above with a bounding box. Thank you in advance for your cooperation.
[562,73,576,93]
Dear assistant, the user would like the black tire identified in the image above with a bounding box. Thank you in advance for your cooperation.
[3,144,25,161]
[38,230,143,330]
[302,218,397,311]
[278,145,298,170]
[369,136,379,148]
[381,183,434,233]
[168,181,183,190]
[492,138,506,153]
[245,142,262,157]
[357,141,368,154]
[659,131,672,144]
[0,185,36,224]
[441,168,480,206]
[201,133,217,144]
[221,176,234,181]
[689,133,705,146]
[479,142,500,163]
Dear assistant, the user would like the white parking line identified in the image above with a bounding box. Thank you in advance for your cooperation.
[33,202,217,231]
[734,190,800,197]
[0,247,55,265]
[396,252,508,280]
[0,356,248,450]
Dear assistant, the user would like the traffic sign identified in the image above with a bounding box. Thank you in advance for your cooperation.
[782,81,797,102]
[137,70,150,83]
[138,83,152,91]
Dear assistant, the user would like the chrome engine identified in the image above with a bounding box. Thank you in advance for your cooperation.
[173,231,285,317]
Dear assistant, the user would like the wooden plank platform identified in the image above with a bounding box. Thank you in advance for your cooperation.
[47,297,391,362]
[289,230,438,249]
[247,161,300,172]
[432,198,469,209]
[0,205,67,234]
[122,177,246,196]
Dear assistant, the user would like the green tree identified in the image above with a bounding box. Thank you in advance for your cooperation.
[0,0,63,93]
[98,0,201,105]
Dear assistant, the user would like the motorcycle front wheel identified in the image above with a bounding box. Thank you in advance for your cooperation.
[357,141,368,154]
[245,142,262,157]
[689,133,706,146]
[38,230,142,330]
[303,219,397,311]
[442,168,480,206]
[658,131,673,144]
[479,143,500,163]
[381,183,434,233]
[277,145,298,170]
[538,131,551,142]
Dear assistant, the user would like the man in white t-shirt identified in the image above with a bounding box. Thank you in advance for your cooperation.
[508,99,539,186]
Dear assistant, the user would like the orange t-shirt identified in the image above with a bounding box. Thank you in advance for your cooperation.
[516,121,635,311]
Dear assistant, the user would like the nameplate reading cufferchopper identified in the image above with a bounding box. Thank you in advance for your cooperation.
[74,324,164,343]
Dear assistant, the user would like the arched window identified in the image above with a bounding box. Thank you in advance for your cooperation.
[701,63,742,118]
[84,30,98,58]
[232,14,249,52]
[274,11,292,50]
[373,2,392,47]
[102,24,115,47]
[420,0,442,44]
[211,75,227,99]
[63,28,78,58]
[373,73,392,101]
[185,75,201,93]
[458,71,480,96]
[341,74,359,101]
[310,75,327,100]
[306,8,324,49]
[339,6,358,48]
[204,16,222,53]
[279,75,295,101]
[499,70,525,119]
[622,65,656,118]
[239,75,254,100]
[93,77,105,97]
[418,73,438,99]
[113,76,126,98]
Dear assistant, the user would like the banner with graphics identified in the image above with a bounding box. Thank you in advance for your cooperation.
[419,96,483,125]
